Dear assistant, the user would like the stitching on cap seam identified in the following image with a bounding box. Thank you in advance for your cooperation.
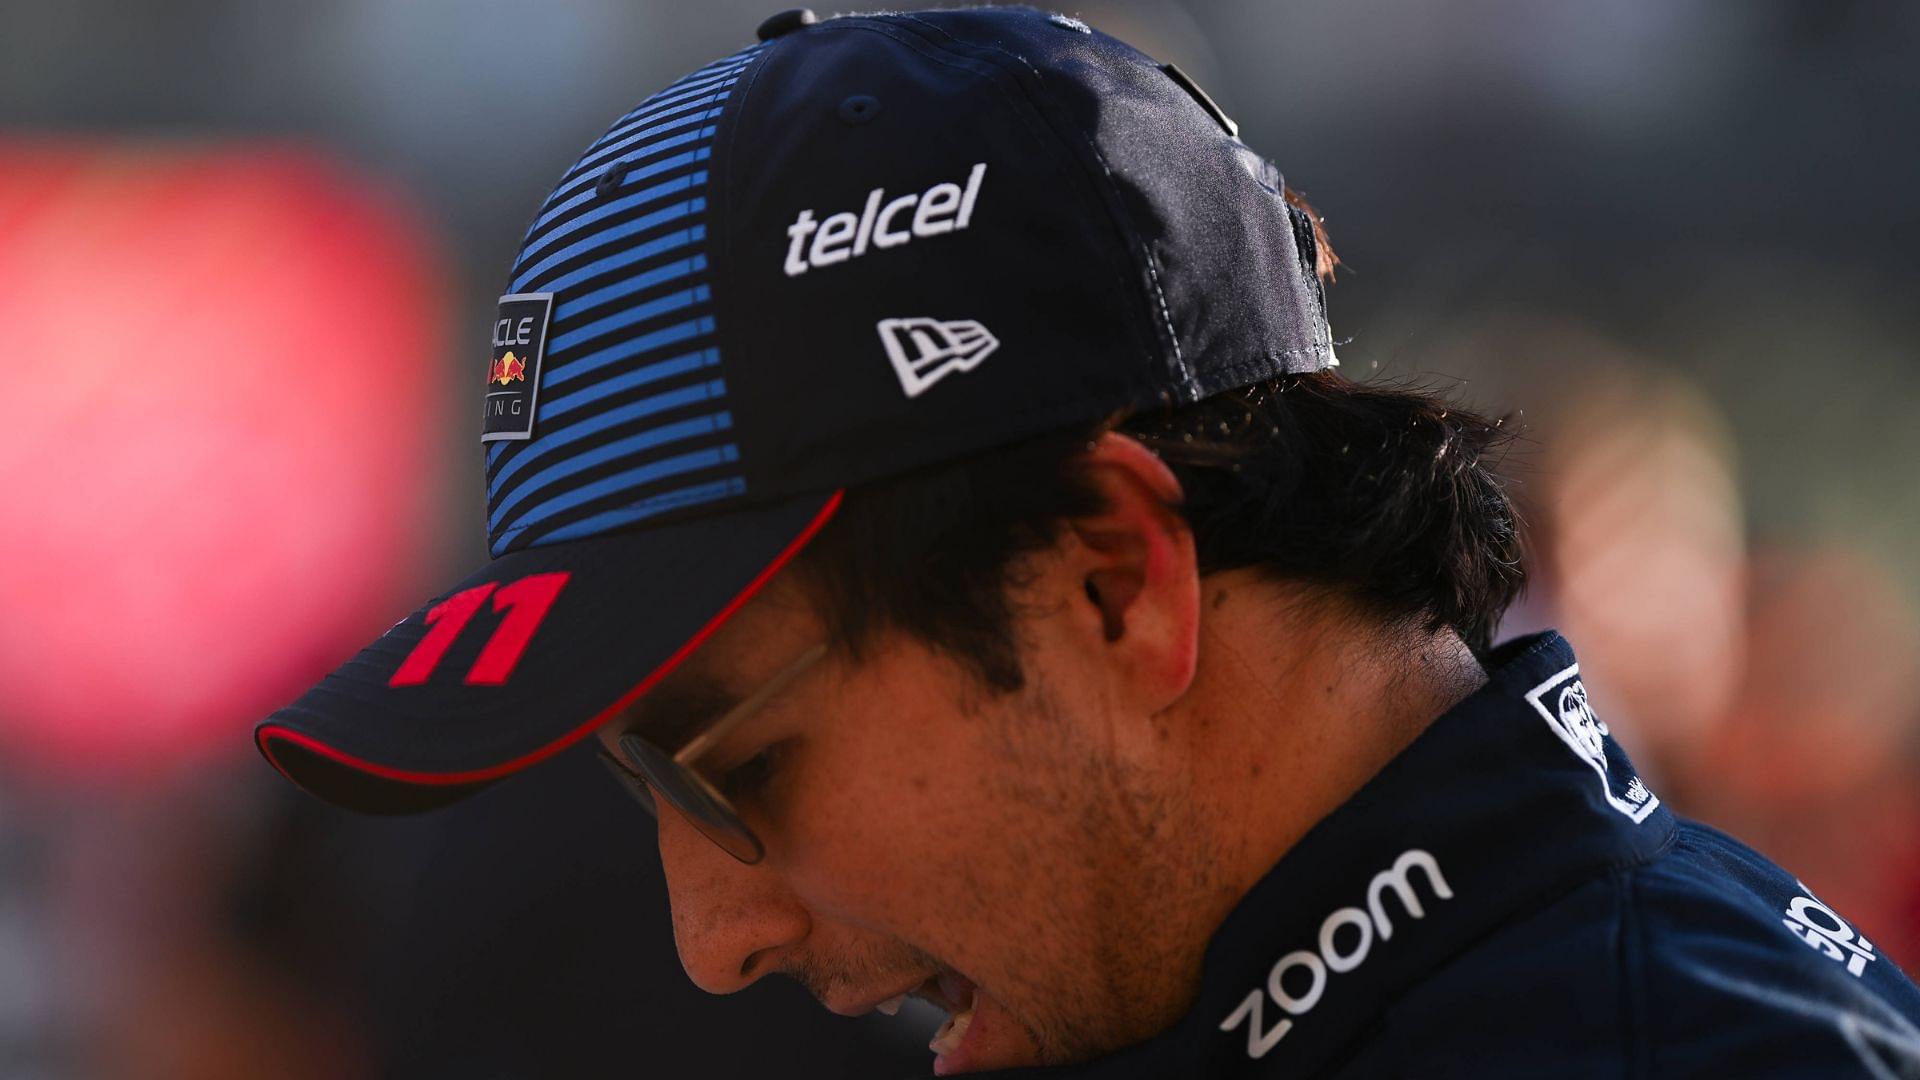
[894,12,1196,401]
[708,38,776,415]
[717,41,776,278]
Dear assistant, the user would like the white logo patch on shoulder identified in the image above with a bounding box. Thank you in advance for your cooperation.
[877,317,999,398]
[1783,883,1878,978]
[1524,662,1660,823]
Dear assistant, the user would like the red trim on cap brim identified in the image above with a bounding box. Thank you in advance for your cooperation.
[256,490,844,789]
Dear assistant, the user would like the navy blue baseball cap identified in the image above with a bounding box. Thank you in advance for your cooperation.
[256,5,1337,812]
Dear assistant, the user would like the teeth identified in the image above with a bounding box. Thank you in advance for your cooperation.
[928,1003,975,1057]
[875,994,906,1017]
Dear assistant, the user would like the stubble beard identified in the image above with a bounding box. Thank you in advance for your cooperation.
[978,676,1220,1066]
[787,670,1219,1069]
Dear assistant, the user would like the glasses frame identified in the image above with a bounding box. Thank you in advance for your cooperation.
[599,641,829,865]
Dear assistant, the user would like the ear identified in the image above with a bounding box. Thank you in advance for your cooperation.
[1064,432,1201,712]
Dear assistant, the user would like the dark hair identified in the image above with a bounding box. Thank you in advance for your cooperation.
[793,193,1523,690]
[794,372,1524,691]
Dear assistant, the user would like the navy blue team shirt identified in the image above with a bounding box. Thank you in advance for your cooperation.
[957,631,1920,1078]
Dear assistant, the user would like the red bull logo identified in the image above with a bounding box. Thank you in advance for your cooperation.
[489,350,528,387]
[483,292,553,443]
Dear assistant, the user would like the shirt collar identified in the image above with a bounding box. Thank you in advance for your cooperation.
[983,630,1673,1078]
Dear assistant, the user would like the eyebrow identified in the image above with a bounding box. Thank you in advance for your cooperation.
[620,671,742,752]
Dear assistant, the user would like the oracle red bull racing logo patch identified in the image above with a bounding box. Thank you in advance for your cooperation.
[482,292,554,442]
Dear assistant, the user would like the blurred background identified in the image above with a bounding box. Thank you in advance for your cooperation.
[3,1,1918,1075]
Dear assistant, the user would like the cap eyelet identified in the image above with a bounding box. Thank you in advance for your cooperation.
[595,160,631,199]
[837,94,881,125]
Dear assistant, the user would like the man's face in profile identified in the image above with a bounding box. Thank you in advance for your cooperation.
[597,490,1225,1075]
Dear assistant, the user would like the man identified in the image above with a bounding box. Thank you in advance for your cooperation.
[257,7,1920,1076]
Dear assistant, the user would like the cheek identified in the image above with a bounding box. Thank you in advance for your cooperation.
[778,675,1026,933]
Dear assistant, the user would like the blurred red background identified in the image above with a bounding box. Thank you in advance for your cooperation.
[0,146,445,778]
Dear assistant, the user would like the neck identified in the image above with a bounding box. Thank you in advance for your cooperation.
[1174,571,1489,934]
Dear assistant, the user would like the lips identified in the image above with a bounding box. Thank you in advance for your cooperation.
[925,971,980,1071]
[898,969,983,1074]
[820,962,1027,1074]
[827,967,989,1072]
[824,976,925,1018]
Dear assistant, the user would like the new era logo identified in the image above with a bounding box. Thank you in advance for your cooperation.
[877,317,999,398]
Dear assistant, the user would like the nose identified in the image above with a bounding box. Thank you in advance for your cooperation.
[656,799,809,994]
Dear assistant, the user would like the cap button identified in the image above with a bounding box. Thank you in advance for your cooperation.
[756,8,817,41]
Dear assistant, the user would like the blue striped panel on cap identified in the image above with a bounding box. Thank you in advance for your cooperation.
[485,42,768,557]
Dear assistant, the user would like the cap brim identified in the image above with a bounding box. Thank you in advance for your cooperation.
[255,490,842,814]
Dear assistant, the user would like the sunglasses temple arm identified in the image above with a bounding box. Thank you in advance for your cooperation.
[674,642,829,764]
